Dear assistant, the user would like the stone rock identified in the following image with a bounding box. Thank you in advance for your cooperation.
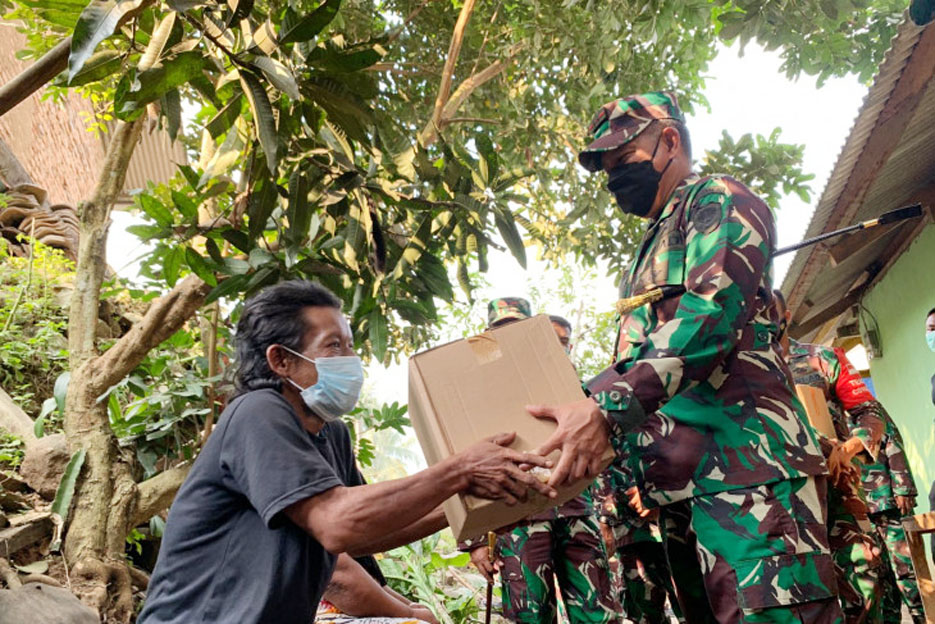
[0,583,98,624]
[19,434,68,500]
[0,386,37,447]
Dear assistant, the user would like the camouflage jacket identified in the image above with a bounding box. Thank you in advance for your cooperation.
[785,340,914,512]
[586,174,825,506]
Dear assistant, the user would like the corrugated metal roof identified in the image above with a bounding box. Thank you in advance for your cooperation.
[121,123,189,196]
[781,17,928,308]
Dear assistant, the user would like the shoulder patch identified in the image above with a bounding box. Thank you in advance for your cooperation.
[692,203,721,234]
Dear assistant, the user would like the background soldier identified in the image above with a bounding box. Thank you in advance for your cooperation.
[773,291,885,622]
[466,298,617,624]
[595,466,682,623]
[526,91,840,623]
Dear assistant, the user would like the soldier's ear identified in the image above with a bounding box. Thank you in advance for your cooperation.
[661,126,681,156]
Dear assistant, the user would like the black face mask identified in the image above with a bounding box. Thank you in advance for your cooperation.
[605,134,672,218]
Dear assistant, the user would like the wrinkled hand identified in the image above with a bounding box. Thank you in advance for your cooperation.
[826,441,860,489]
[528,398,611,487]
[469,545,500,583]
[409,605,440,624]
[458,432,556,505]
[896,495,916,517]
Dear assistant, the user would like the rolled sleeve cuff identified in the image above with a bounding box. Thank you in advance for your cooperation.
[590,389,647,445]
[852,428,880,462]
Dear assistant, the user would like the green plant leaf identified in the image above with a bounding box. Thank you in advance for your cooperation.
[240,70,279,174]
[368,308,387,360]
[138,194,173,227]
[171,190,197,221]
[164,246,184,286]
[205,94,243,139]
[494,208,526,269]
[53,371,70,413]
[185,247,217,286]
[114,51,207,121]
[252,56,300,100]
[279,0,341,45]
[51,448,86,523]
[67,0,148,82]
[15,560,49,575]
[58,48,121,86]
[163,88,182,141]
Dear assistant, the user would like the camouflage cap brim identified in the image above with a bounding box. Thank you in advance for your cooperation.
[578,130,642,172]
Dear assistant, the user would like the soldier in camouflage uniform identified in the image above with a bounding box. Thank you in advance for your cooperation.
[526,92,841,624]
[595,465,682,623]
[465,298,617,624]
[775,292,924,623]
[772,295,884,622]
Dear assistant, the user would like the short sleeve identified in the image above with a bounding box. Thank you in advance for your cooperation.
[219,391,343,528]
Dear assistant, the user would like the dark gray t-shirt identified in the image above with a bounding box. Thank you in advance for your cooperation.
[138,389,360,624]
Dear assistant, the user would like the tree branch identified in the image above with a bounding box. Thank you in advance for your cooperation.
[67,120,144,369]
[89,275,212,392]
[427,0,476,140]
[419,46,521,146]
[0,38,71,118]
[129,464,191,528]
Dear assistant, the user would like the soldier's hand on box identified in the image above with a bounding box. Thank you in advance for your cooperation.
[527,398,610,487]
[459,432,557,505]
[896,495,916,516]
[826,441,860,489]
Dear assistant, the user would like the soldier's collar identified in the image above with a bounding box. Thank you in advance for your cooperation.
[651,173,699,224]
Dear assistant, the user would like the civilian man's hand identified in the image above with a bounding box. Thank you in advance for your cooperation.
[458,432,556,505]
[896,495,916,516]
[469,545,499,583]
[409,605,440,624]
[527,398,611,487]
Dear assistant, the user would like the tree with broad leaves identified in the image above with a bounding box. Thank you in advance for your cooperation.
[0,0,904,619]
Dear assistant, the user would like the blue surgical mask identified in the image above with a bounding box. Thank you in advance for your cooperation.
[280,346,364,421]
[927,331,935,353]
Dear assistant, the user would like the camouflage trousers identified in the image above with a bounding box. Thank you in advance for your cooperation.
[869,509,925,623]
[826,479,883,623]
[498,515,617,624]
[616,540,682,624]
[658,476,843,624]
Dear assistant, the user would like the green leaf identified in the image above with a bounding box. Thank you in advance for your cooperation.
[53,371,70,413]
[279,0,341,45]
[185,247,217,286]
[252,56,300,100]
[171,190,197,221]
[494,208,527,269]
[138,194,173,227]
[476,134,499,185]
[15,560,49,575]
[163,88,182,141]
[221,228,252,253]
[51,448,86,526]
[206,94,243,139]
[247,175,278,241]
[368,309,388,360]
[114,51,207,121]
[240,70,279,174]
[126,224,170,240]
[59,48,121,86]
[164,246,184,286]
[67,0,147,82]
[308,46,383,73]
[200,118,246,186]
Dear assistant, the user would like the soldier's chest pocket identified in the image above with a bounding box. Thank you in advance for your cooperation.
[630,225,686,294]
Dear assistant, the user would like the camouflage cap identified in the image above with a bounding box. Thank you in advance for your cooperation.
[578,91,685,172]
[487,297,532,328]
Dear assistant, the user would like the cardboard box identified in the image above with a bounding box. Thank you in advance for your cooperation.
[794,384,836,439]
[408,315,614,541]
[901,513,935,622]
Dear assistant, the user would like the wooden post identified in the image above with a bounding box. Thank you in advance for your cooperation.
[902,512,935,622]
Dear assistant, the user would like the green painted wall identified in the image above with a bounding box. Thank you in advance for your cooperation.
[862,222,935,513]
